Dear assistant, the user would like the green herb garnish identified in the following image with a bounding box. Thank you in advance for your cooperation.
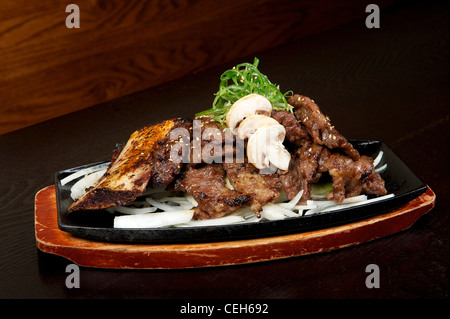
[196,57,293,125]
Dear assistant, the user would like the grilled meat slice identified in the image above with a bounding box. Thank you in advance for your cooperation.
[280,141,331,202]
[68,118,187,212]
[296,141,330,185]
[173,164,253,219]
[271,110,310,149]
[323,153,387,203]
[288,94,360,161]
[223,162,282,214]
[149,120,192,187]
[281,138,386,204]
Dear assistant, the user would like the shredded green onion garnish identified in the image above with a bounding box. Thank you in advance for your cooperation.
[196,57,293,125]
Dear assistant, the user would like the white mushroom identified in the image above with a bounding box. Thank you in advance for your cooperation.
[237,115,280,139]
[226,94,272,131]
[247,124,291,171]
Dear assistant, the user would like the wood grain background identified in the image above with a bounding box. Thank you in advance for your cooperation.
[0,0,397,135]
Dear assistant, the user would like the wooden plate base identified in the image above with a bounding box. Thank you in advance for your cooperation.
[35,185,435,269]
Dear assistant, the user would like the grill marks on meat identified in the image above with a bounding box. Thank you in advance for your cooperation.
[173,164,253,219]
[224,162,282,215]
[68,119,187,212]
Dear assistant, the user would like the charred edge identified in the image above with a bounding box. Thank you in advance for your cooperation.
[67,188,141,213]
[225,195,253,207]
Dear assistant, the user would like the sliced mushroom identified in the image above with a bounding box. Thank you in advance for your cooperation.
[247,124,291,171]
[266,143,291,171]
[226,94,272,131]
[237,115,280,139]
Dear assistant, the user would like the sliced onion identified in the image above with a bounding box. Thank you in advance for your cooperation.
[260,205,286,220]
[113,210,194,228]
[70,168,107,200]
[319,194,394,213]
[271,204,299,217]
[373,151,384,168]
[291,204,318,211]
[61,162,109,186]
[177,215,245,227]
[230,207,255,219]
[146,198,194,211]
[185,194,199,207]
[375,163,388,173]
[156,196,195,209]
[109,206,158,215]
[277,189,304,210]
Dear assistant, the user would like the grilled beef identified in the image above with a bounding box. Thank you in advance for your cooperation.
[323,153,387,203]
[223,162,282,214]
[288,94,360,161]
[68,118,189,212]
[280,141,331,201]
[272,110,309,149]
[172,164,253,219]
[67,92,387,219]
[149,120,192,187]
[275,97,387,203]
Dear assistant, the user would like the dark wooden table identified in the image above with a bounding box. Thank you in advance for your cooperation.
[1,0,448,304]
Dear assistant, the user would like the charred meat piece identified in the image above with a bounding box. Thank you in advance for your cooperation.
[281,138,386,204]
[223,162,282,214]
[271,110,310,149]
[173,164,253,219]
[280,141,330,202]
[296,141,330,184]
[323,153,387,203]
[288,94,360,161]
[68,118,188,212]
[149,120,192,187]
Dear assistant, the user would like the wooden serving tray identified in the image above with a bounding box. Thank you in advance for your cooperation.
[35,185,435,269]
